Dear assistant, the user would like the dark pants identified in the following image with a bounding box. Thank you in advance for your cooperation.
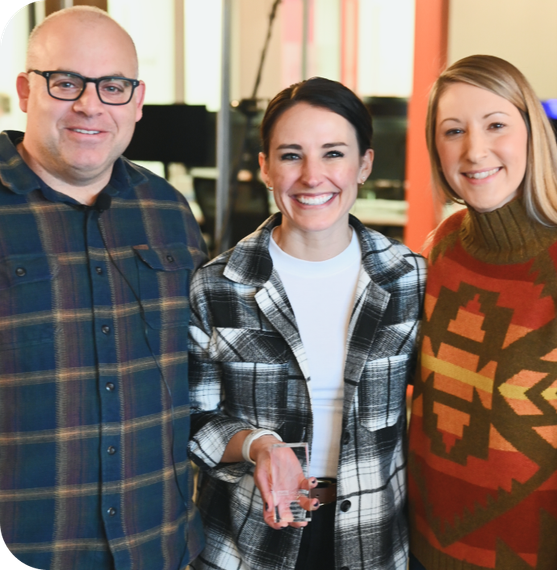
[409,553,427,570]
[294,502,336,570]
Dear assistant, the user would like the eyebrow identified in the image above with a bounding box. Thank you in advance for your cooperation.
[275,142,348,150]
[53,68,129,77]
[438,111,511,125]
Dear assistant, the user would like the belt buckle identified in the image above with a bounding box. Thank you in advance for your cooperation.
[311,478,337,506]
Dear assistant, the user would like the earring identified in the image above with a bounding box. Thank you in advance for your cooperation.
[266,185,274,191]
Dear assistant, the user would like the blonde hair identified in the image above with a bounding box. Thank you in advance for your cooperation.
[26,6,138,77]
[426,54,557,225]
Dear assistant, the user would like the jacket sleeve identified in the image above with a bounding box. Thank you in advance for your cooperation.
[187,269,255,483]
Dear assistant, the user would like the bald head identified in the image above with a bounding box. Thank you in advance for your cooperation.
[26,6,139,77]
[16,5,145,199]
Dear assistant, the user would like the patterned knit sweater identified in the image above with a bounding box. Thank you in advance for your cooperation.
[408,198,557,570]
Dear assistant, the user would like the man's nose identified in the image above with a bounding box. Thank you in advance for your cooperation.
[72,82,104,114]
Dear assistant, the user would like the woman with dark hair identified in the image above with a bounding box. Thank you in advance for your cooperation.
[407,55,557,570]
[188,77,426,570]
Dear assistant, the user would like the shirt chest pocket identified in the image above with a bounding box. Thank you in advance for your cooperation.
[358,353,414,431]
[133,243,194,329]
[0,253,56,349]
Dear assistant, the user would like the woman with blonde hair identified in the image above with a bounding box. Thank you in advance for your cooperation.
[408,54,557,570]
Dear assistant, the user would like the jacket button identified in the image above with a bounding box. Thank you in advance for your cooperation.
[15,267,26,277]
[107,446,116,455]
[101,325,110,335]
[340,500,351,512]
[166,255,174,262]
[107,507,116,516]
[95,266,103,275]
[105,382,115,392]
[343,431,350,445]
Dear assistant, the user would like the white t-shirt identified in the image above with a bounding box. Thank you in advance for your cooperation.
[269,230,361,477]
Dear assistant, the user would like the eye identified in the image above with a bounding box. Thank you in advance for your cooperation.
[489,122,505,130]
[444,128,464,136]
[324,150,344,158]
[279,152,300,161]
[52,79,79,90]
[100,80,127,94]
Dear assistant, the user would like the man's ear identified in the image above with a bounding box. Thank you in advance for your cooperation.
[134,81,146,122]
[16,73,30,113]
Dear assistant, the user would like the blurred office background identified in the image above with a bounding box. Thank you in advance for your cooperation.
[1,0,556,254]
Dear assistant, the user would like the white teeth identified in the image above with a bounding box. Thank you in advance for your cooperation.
[296,193,334,205]
[465,167,500,180]
[73,129,100,135]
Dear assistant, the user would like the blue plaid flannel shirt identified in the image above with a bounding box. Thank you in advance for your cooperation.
[0,131,206,570]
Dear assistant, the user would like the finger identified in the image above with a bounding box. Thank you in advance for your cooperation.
[289,521,309,528]
[298,496,320,512]
[263,505,288,530]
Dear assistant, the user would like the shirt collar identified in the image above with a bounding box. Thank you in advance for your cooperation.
[0,130,148,202]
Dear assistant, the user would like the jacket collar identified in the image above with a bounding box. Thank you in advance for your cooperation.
[223,212,414,287]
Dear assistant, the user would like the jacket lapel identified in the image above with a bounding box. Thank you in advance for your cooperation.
[342,267,391,418]
[341,216,415,417]
[223,214,310,381]
[255,273,310,381]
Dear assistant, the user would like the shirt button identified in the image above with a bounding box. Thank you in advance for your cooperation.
[340,500,351,512]
[105,382,115,392]
[166,255,174,263]
[107,446,116,455]
[95,267,103,275]
[15,267,26,277]
[343,431,351,445]
[107,507,116,516]
[101,325,111,335]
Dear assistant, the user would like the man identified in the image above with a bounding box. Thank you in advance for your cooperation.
[0,6,206,569]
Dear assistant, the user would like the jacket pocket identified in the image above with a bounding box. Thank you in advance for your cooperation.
[213,328,290,432]
[0,253,56,350]
[358,353,414,431]
[133,243,194,329]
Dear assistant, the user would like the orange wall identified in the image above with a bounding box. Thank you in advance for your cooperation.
[404,0,449,252]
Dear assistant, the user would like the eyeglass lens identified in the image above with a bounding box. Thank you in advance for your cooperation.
[48,72,134,104]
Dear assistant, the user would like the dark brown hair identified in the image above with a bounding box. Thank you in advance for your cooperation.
[260,77,372,156]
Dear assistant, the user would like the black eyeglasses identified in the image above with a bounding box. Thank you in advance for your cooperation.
[30,70,140,106]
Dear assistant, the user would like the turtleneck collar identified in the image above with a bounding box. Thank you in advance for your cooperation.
[460,197,557,264]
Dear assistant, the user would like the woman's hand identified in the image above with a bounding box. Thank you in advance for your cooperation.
[250,435,319,530]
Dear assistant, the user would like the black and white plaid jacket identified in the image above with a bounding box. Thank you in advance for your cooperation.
[188,214,426,570]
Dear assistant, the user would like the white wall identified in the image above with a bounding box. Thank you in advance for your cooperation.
[448,0,557,99]
[358,0,415,97]
[184,0,222,110]
[109,0,176,105]
[0,1,32,132]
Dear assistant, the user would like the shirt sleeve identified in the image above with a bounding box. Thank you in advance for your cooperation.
[187,270,255,483]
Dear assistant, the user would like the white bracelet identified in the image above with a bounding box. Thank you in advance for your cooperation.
[241,428,282,465]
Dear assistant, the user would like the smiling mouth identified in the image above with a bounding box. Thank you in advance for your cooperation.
[70,128,101,135]
[295,193,334,206]
[464,167,501,180]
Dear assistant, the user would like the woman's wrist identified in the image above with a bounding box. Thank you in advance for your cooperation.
[242,429,282,464]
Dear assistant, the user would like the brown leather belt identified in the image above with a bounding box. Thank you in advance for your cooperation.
[309,478,337,506]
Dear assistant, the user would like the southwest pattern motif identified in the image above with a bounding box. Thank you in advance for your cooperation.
[408,202,557,570]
